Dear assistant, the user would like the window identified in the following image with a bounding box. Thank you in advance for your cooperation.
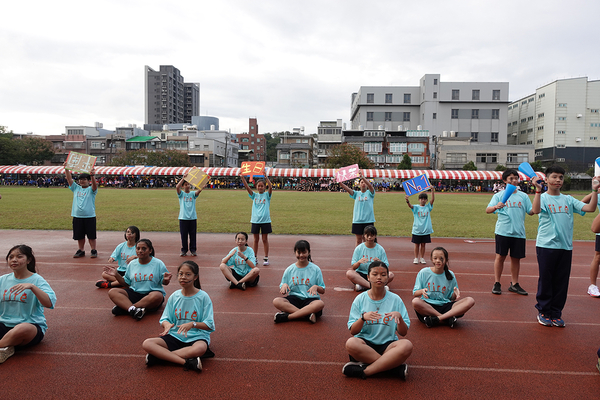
[389,142,407,153]
[476,153,498,163]
[403,112,411,122]
[522,101,527,105]
[452,90,460,100]
[410,156,425,164]
[251,133,254,137]
[538,113,544,118]
[385,112,392,121]
[367,93,374,103]
[557,144,566,148]
[537,139,544,143]
[557,131,566,134]
[433,92,437,99]
[280,153,290,159]
[472,90,480,100]
[538,126,544,130]
[492,109,499,119]
[521,118,527,123]
[507,153,529,163]
[591,137,598,140]
[367,112,374,121]
[471,132,478,142]
[91,141,102,149]
[408,143,425,152]
[558,117,566,121]
[527,128,533,133]
[364,143,382,153]
[592,109,599,113]
[451,109,459,119]
[538,93,545,99]
[558,103,567,107]
[491,132,498,143]
[521,130,526,135]
[433,78,438,85]
[433,113,437,119]
[471,109,479,119]
[404,93,411,104]
[528,116,533,121]
[492,90,500,100]
[385,93,393,103]
[242,138,249,142]
[446,153,467,163]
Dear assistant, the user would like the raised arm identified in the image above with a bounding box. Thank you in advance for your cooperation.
[339,181,354,195]
[265,169,273,195]
[360,172,374,194]
[176,177,185,195]
[64,162,74,186]
[405,194,413,209]
[90,168,98,191]
[581,177,600,213]
[531,178,544,214]
[429,185,435,205]
[240,174,253,195]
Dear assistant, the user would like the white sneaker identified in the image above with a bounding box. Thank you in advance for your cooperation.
[588,284,600,297]
[420,258,427,264]
[385,285,389,291]
[263,258,270,266]
[355,284,366,292]
[413,258,419,264]
[0,346,15,364]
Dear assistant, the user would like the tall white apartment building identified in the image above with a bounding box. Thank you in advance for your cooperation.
[507,77,600,171]
[351,74,509,144]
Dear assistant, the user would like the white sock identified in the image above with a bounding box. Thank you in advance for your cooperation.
[128,306,136,312]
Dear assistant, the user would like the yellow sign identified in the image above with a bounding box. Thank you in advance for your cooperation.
[184,167,210,190]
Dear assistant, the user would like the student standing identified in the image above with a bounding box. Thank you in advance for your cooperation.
[486,169,533,295]
[405,186,435,265]
[240,171,273,266]
[65,164,98,258]
[531,166,599,327]
[340,172,375,247]
[176,177,202,257]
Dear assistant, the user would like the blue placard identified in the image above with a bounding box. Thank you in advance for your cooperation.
[402,174,431,196]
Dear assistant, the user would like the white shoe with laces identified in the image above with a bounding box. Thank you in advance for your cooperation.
[588,284,600,297]
[420,258,427,264]
[413,258,419,264]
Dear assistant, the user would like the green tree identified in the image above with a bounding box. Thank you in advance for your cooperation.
[327,143,374,169]
[495,164,507,171]
[530,160,544,171]
[397,154,412,170]
[263,133,281,162]
[0,129,17,165]
[463,161,477,171]
[15,137,55,165]
[109,149,191,167]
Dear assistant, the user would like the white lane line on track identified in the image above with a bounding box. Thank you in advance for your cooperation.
[24,352,598,376]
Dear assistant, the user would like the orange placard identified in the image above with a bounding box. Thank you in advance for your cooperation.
[240,161,266,183]
[65,151,97,174]
[183,167,210,190]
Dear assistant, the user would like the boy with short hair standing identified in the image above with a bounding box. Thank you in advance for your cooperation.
[486,169,533,295]
[532,165,599,327]
[176,177,202,257]
[65,164,98,258]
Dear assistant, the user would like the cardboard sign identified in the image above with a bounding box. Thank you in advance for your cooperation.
[240,161,266,183]
[335,164,360,183]
[65,151,97,174]
[183,167,210,190]
[402,174,431,196]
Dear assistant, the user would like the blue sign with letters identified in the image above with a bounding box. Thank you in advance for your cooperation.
[402,174,431,196]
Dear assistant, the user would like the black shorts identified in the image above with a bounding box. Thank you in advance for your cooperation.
[349,339,394,362]
[352,223,374,235]
[124,287,164,312]
[596,235,600,252]
[495,234,526,259]
[0,322,44,349]
[283,295,323,317]
[357,271,368,281]
[160,334,215,358]
[73,217,97,240]
[229,269,260,287]
[411,234,431,244]
[251,223,272,235]
[415,301,463,323]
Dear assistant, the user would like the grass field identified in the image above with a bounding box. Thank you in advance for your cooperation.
[0,186,597,240]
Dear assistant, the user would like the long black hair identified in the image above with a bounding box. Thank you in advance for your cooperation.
[125,226,141,243]
[179,260,201,289]
[431,246,453,281]
[363,225,378,243]
[136,238,155,257]
[294,240,313,262]
[6,244,36,273]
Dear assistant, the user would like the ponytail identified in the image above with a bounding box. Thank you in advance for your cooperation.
[431,246,453,281]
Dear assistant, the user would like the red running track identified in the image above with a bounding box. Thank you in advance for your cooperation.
[0,230,598,399]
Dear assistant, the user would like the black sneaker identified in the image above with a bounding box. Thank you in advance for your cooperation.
[274,312,289,323]
[145,353,160,367]
[508,282,528,296]
[133,307,146,320]
[342,362,367,379]
[390,363,408,381]
[73,249,85,258]
[90,249,98,258]
[492,282,501,295]
[237,282,246,291]
[183,357,202,372]
[112,306,128,316]
[424,316,440,328]
[229,281,236,289]
[448,316,458,328]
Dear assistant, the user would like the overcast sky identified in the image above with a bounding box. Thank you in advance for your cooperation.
[1,0,598,136]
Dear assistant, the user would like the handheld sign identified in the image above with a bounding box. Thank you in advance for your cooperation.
[335,164,360,183]
[402,174,431,197]
[595,157,600,178]
[518,162,541,185]
[240,161,266,183]
[500,184,517,204]
[183,167,210,190]
[65,151,97,174]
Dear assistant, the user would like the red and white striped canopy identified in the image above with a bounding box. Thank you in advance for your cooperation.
[0,165,544,181]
